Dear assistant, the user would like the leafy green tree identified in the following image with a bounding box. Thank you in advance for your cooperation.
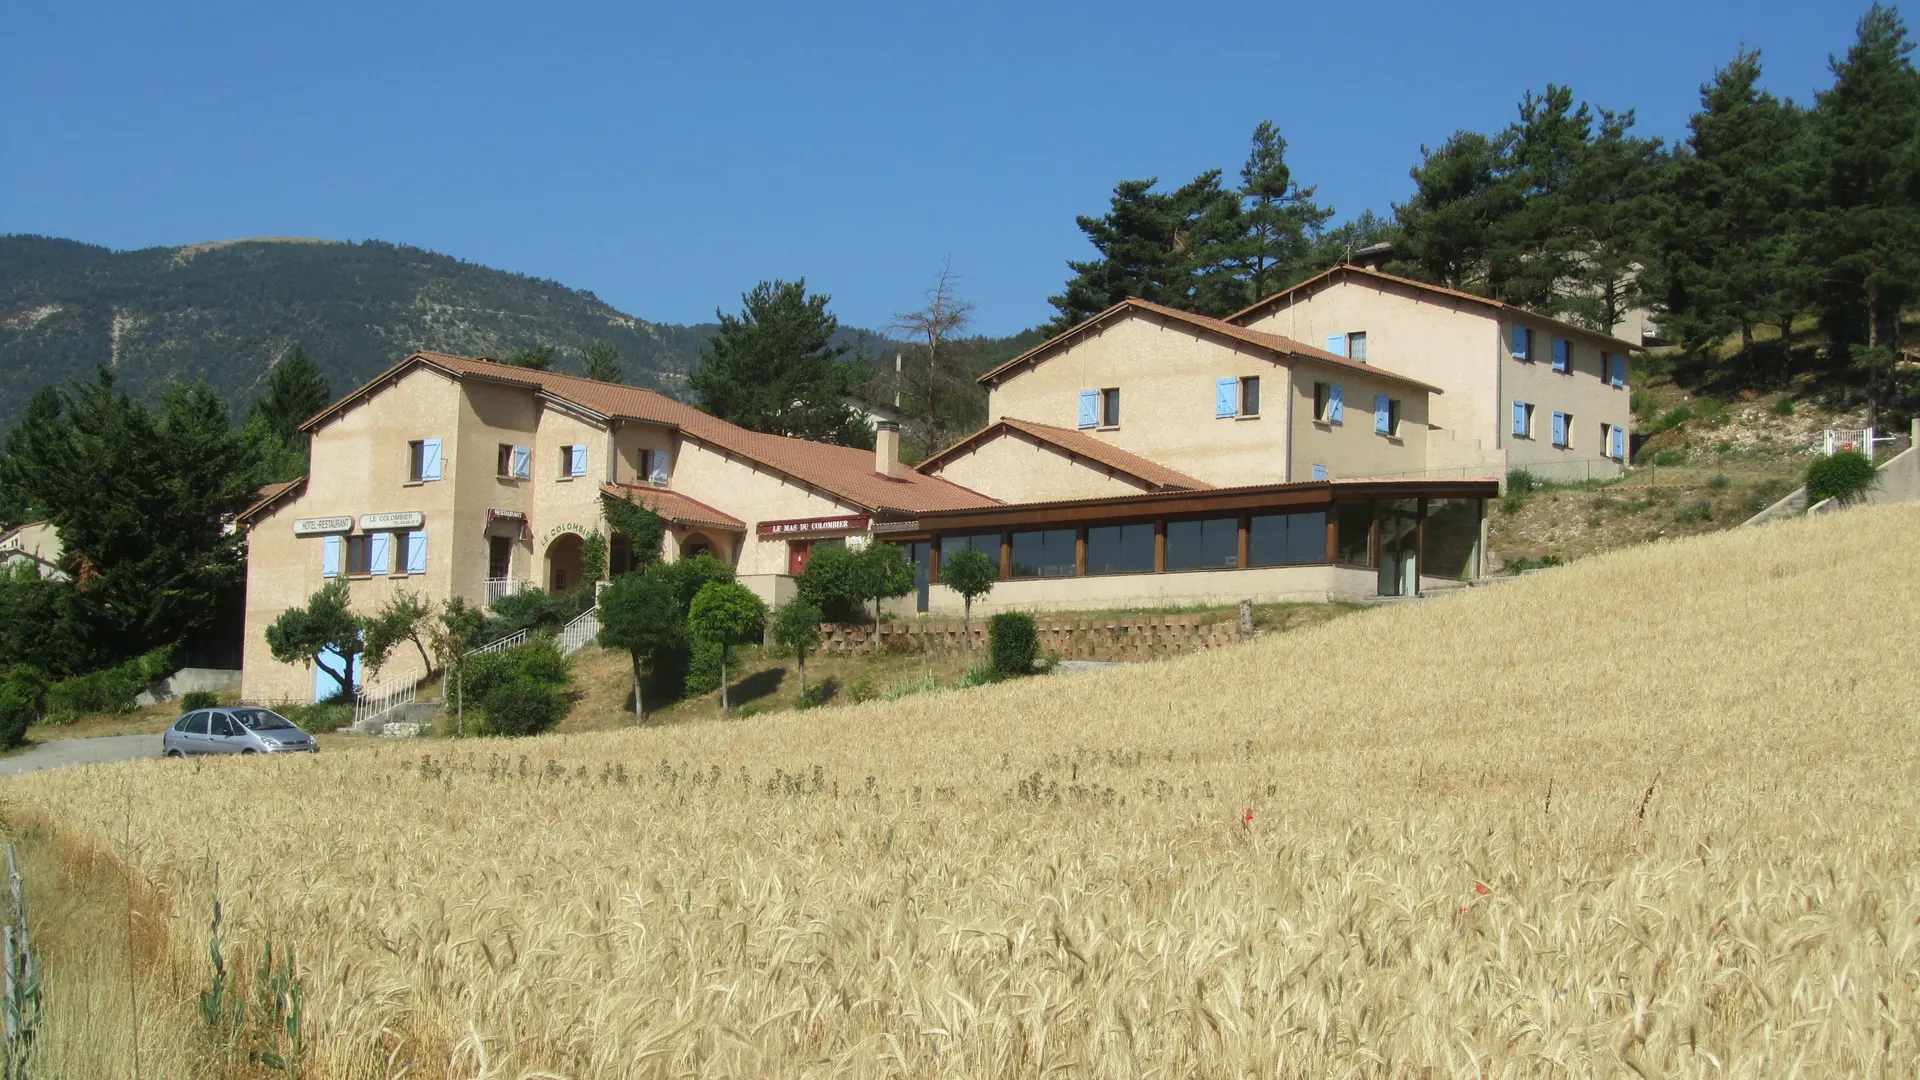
[1806,449,1878,504]
[687,582,767,714]
[795,543,866,623]
[0,563,92,676]
[770,597,822,696]
[507,345,555,371]
[1045,171,1243,330]
[855,542,915,652]
[361,590,437,676]
[597,568,686,722]
[430,597,489,735]
[0,386,65,527]
[1805,3,1920,428]
[688,280,870,445]
[1231,121,1334,304]
[1653,48,1809,359]
[264,580,363,694]
[583,340,622,383]
[247,347,331,441]
[600,495,667,573]
[1560,107,1666,333]
[939,547,996,646]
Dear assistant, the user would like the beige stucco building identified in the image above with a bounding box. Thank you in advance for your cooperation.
[0,521,62,579]
[1230,266,1637,482]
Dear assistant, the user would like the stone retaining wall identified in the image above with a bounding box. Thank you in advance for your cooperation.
[819,614,1247,662]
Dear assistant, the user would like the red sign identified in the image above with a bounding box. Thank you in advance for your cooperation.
[756,514,869,537]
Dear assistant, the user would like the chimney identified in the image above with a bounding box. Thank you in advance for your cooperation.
[875,420,901,479]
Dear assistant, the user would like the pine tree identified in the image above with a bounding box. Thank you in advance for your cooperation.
[1393,131,1515,290]
[688,280,870,446]
[1232,121,1334,304]
[1805,3,1920,428]
[1045,172,1242,330]
[1495,85,1595,313]
[1561,107,1667,334]
[583,340,622,383]
[247,347,331,441]
[507,345,555,371]
[1653,48,1807,359]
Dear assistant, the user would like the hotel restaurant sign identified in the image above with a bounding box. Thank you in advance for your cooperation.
[754,514,870,539]
[293,511,424,536]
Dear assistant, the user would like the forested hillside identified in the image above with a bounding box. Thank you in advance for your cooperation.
[0,235,901,429]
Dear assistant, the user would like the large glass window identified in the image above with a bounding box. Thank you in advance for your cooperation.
[1165,518,1238,571]
[1334,501,1374,567]
[1009,529,1076,578]
[1425,498,1483,580]
[1086,522,1155,575]
[1249,511,1327,567]
[940,533,1003,578]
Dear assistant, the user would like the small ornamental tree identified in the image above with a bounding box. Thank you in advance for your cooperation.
[263,580,364,695]
[362,590,437,676]
[597,568,686,722]
[856,542,916,652]
[1806,449,1877,506]
[687,582,767,715]
[939,547,996,646]
[771,597,823,695]
[795,543,865,622]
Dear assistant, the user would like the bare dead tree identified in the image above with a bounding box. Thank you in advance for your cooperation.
[888,259,980,458]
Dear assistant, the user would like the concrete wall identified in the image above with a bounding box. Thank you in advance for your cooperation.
[919,564,1380,615]
[1241,278,1499,447]
[1286,357,1432,481]
[1500,315,1631,478]
[920,429,1158,502]
[0,522,60,564]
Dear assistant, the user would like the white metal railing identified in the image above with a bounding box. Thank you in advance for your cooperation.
[470,629,527,657]
[558,607,601,656]
[484,577,533,606]
[354,667,422,728]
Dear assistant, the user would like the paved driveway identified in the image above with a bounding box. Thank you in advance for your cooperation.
[0,734,160,779]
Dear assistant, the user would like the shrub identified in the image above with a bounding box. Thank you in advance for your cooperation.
[846,665,877,704]
[478,678,568,737]
[1654,450,1685,467]
[447,637,572,715]
[179,690,220,711]
[1656,405,1694,432]
[47,661,146,716]
[285,702,352,735]
[1771,398,1796,416]
[1806,450,1876,506]
[0,685,35,749]
[957,662,1002,689]
[795,545,867,623]
[988,612,1038,678]
[1505,469,1543,496]
[683,638,724,697]
[884,670,939,701]
[1707,474,1731,490]
[796,682,834,709]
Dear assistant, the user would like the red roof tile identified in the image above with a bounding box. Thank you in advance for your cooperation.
[301,354,999,515]
[976,298,1442,393]
[1227,264,1642,351]
[917,417,1213,491]
[236,478,306,526]
[600,483,746,532]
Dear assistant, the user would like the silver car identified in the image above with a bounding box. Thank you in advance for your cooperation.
[163,707,317,757]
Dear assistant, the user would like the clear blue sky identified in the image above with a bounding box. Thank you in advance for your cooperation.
[0,1,1869,336]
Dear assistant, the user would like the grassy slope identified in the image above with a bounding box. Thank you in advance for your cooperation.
[6,504,1919,1076]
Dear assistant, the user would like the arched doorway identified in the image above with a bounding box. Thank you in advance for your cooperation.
[679,529,733,565]
[545,533,585,593]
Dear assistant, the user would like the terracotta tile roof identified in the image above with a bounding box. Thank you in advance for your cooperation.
[236,478,306,526]
[976,298,1442,393]
[301,354,999,515]
[600,483,746,532]
[1226,264,1642,352]
[917,417,1213,491]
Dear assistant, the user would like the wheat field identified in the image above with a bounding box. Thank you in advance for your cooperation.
[9,503,1920,1078]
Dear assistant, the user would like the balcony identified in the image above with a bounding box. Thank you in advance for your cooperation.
[485,577,534,607]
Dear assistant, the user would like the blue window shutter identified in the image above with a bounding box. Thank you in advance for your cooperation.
[1512,325,1530,359]
[1612,426,1625,459]
[1327,384,1344,424]
[406,530,427,574]
[1552,412,1566,445]
[511,445,531,478]
[569,444,588,477]
[1552,337,1569,372]
[1325,334,1347,357]
[1077,389,1098,429]
[321,535,340,578]
[1512,401,1527,436]
[1215,377,1237,418]
[1610,353,1625,387]
[1373,395,1390,433]
[1312,464,1328,481]
[368,532,390,575]
[421,438,442,480]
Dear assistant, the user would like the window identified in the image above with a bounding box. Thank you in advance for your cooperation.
[344,535,370,576]
[497,444,512,476]
[1552,411,1571,448]
[489,535,513,579]
[408,438,441,482]
[1314,382,1344,424]
[1374,395,1401,437]
[177,711,209,734]
[1512,401,1536,439]
[1239,376,1260,417]
[1165,517,1238,571]
[1511,325,1532,360]
[210,714,237,738]
[1334,501,1374,567]
[1086,523,1155,575]
[941,532,1004,579]
[1100,387,1120,427]
[497,444,530,479]
[1347,332,1367,363]
[642,448,671,485]
[1552,337,1571,373]
[1424,499,1482,580]
[1249,511,1327,567]
[1009,529,1075,578]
